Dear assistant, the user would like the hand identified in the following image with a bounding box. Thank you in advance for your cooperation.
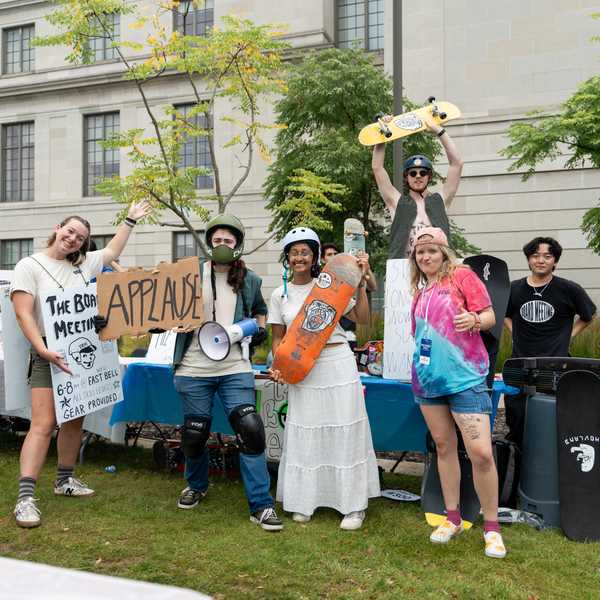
[40,349,73,376]
[355,251,370,278]
[268,368,286,384]
[127,200,152,221]
[148,327,166,334]
[93,315,108,334]
[250,326,267,348]
[423,114,442,135]
[454,309,476,333]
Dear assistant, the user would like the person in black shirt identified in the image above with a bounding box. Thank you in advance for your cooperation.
[504,236,596,446]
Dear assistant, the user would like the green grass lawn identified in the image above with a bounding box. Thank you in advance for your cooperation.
[1,433,599,600]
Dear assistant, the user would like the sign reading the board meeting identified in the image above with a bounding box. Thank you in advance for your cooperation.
[96,257,203,340]
[41,283,123,425]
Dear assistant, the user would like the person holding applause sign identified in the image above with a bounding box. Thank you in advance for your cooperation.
[10,201,151,528]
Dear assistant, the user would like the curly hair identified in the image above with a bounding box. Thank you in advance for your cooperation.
[46,216,91,266]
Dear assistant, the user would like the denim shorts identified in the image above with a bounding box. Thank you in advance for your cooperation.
[414,383,491,414]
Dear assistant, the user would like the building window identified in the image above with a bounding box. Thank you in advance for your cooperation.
[1,238,32,269]
[173,231,206,261]
[337,0,384,51]
[176,104,213,189]
[88,13,120,62]
[84,112,120,197]
[1,122,34,202]
[90,234,113,251]
[174,0,214,36]
[2,24,35,74]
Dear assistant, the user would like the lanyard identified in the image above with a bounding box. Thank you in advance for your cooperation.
[29,256,89,290]
[417,282,437,332]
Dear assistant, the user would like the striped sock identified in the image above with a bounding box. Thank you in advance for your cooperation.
[18,477,36,501]
[56,465,74,486]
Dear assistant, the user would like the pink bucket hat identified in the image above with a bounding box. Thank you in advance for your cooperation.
[414,227,449,249]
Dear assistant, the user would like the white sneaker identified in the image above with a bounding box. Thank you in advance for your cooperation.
[484,531,507,558]
[54,477,95,497]
[292,512,311,523]
[430,519,464,544]
[340,511,365,530]
[14,497,41,528]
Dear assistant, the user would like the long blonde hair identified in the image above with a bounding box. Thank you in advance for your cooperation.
[409,244,468,293]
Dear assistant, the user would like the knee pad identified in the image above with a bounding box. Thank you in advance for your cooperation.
[182,415,211,459]
[228,404,266,455]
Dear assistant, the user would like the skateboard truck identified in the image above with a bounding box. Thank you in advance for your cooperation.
[374,111,393,138]
[427,96,447,121]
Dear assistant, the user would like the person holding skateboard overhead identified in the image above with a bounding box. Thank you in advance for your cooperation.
[409,227,506,558]
[171,214,283,532]
[372,115,464,258]
[268,227,380,530]
[504,237,596,451]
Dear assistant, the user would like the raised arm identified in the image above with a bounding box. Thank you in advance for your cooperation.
[372,143,400,220]
[102,200,152,266]
[424,117,464,209]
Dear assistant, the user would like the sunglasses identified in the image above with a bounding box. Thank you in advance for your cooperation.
[408,169,430,178]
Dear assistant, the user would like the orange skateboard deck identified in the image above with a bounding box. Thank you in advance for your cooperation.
[272,254,361,384]
[358,98,461,146]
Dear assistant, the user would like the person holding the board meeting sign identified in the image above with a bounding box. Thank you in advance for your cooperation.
[409,227,506,558]
[170,214,282,532]
[371,114,463,258]
[9,200,152,529]
[268,227,380,531]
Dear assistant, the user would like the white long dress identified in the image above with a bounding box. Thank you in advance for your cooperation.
[268,282,380,516]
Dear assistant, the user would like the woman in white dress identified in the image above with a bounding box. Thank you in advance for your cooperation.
[268,227,380,530]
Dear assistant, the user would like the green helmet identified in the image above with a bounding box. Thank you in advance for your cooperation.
[205,214,245,263]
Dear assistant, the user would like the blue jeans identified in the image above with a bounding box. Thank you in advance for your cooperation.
[174,372,274,514]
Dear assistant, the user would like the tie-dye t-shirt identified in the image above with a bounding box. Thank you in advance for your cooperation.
[410,267,491,398]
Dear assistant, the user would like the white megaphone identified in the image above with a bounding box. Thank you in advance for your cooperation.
[197,318,259,361]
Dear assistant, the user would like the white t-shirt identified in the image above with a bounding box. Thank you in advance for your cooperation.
[268,280,354,345]
[177,265,252,377]
[10,251,104,335]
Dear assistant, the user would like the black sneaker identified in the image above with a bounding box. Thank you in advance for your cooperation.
[177,486,206,509]
[250,507,283,531]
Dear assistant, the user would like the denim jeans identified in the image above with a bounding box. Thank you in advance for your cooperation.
[174,372,274,514]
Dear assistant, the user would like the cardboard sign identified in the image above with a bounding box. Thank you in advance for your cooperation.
[41,283,123,424]
[96,257,203,340]
[383,259,415,382]
[256,378,288,462]
[146,331,177,364]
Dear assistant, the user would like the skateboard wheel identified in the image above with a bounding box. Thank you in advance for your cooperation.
[440,112,447,120]
[374,111,385,121]
[427,96,436,104]
[384,131,392,138]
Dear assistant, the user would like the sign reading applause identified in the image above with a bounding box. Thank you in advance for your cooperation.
[96,257,203,340]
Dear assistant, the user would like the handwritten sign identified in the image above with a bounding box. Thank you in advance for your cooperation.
[41,284,123,424]
[383,259,415,382]
[96,257,203,340]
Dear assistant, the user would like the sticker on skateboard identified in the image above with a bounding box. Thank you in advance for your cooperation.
[272,253,361,384]
[556,370,600,542]
[358,97,461,147]
[344,218,366,257]
[463,254,510,341]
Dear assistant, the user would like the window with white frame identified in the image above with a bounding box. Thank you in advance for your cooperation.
[1,122,34,202]
[173,231,206,261]
[88,13,120,62]
[2,24,35,74]
[174,0,214,36]
[84,112,120,197]
[337,0,384,51]
[176,104,213,189]
[1,238,32,269]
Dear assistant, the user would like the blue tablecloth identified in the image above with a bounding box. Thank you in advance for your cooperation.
[111,363,515,453]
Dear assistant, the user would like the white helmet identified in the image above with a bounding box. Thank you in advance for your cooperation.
[281,226,321,257]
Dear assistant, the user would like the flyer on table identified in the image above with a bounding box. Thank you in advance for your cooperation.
[41,283,123,424]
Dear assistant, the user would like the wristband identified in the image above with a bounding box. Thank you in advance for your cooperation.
[470,311,482,332]
[124,217,137,227]
[437,128,446,138]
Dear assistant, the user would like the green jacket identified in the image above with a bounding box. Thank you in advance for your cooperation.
[172,261,268,368]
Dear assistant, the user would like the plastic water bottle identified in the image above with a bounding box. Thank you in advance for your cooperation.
[104,465,117,473]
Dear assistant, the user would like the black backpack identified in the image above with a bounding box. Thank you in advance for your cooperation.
[494,438,521,508]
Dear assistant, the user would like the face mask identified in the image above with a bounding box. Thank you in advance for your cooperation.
[211,244,236,264]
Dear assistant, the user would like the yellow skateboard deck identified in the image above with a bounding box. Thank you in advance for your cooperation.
[358,99,461,146]
[425,512,474,530]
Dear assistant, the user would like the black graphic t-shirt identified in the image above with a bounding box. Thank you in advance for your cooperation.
[506,276,596,358]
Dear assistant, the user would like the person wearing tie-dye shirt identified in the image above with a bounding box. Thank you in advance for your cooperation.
[409,227,506,559]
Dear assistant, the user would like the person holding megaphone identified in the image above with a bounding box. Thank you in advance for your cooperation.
[171,214,283,531]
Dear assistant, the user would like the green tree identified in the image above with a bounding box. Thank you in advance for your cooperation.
[502,15,600,253]
[35,0,288,255]
[264,47,477,271]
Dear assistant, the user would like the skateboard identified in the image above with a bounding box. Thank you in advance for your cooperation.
[556,370,600,542]
[272,253,361,384]
[358,97,461,146]
[463,254,510,341]
[421,433,479,530]
[344,218,366,257]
